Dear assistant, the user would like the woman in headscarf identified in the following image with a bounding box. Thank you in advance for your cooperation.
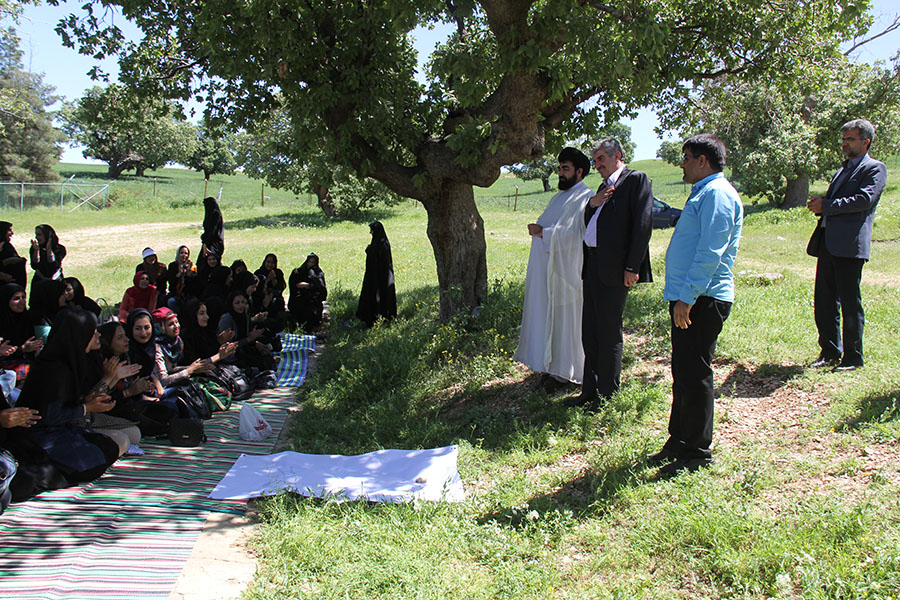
[118,271,158,321]
[218,290,274,372]
[14,309,120,485]
[29,278,67,344]
[0,221,27,288]
[98,321,175,437]
[356,221,397,327]
[288,253,328,333]
[178,298,237,362]
[124,308,165,398]
[0,283,43,391]
[166,245,197,307]
[63,277,102,316]
[201,196,225,260]
[29,224,66,283]
[255,253,286,310]
[151,307,215,388]
[135,248,168,306]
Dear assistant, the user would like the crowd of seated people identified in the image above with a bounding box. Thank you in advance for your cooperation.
[0,217,329,512]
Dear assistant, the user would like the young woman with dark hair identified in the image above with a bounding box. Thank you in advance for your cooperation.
[118,271,158,321]
[0,222,27,288]
[29,224,66,283]
[356,221,397,327]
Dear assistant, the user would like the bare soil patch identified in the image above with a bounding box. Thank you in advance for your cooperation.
[64,222,199,267]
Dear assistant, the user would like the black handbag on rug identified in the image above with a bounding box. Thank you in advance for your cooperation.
[168,418,205,447]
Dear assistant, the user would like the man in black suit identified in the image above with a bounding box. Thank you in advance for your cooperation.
[569,138,652,408]
[807,118,887,372]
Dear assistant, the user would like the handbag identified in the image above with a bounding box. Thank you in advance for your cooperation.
[174,383,212,420]
[168,418,205,447]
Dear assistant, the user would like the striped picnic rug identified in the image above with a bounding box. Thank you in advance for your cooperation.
[275,333,314,387]
[278,332,316,352]
[0,386,299,599]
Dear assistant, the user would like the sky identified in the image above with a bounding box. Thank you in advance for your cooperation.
[9,0,900,164]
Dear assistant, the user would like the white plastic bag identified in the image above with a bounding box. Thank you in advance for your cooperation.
[239,404,273,441]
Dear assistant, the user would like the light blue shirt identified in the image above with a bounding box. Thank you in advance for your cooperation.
[664,172,743,304]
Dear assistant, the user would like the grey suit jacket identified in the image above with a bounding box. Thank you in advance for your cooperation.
[807,153,887,260]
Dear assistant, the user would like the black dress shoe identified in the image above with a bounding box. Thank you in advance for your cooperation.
[833,363,862,373]
[563,394,592,408]
[809,357,839,368]
[659,457,714,477]
[543,377,571,394]
[647,448,678,465]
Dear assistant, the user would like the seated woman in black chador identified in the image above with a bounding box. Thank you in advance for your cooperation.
[255,253,286,311]
[356,222,397,328]
[29,224,66,284]
[179,299,236,364]
[13,309,120,488]
[289,253,327,333]
[29,278,67,344]
[0,283,43,394]
[98,321,176,437]
[218,290,275,372]
[167,245,198,307]
[63,276,102,316]
[0,221,27,288]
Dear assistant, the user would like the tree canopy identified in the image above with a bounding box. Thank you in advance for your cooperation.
[0,27,65,182]
[657,55,900,207]
[188,117,237,180]
[61,84,196,178]
[53,0,875,317]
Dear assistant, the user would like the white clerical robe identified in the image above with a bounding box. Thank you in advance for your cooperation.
[514,180,592,383]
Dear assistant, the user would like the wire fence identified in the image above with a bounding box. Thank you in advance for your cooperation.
[0,181,110,211]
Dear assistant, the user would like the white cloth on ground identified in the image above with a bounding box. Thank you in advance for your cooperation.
[209,445,464,503]
[514,180,592,383]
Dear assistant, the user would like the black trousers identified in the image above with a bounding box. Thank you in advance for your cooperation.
[581,255,628,401]
[664,296,731,459]
[814,244,865,366]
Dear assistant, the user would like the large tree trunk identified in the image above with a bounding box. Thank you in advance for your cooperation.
[424,180,488,320]
[312,184,338,218]
[107,161,127,179]
[135,164,146,177]
[541,177,551,192]
[783,175,809,209]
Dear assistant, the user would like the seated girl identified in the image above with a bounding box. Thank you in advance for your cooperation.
[98,321,176,437]
[152,307,232,388]
[29,279,67,344]
[218,290,276,373]
[179,299,236,365]
[13,309,120,489]
[118,271,158,322]
[63,277,102,316]
[0,284,43,392]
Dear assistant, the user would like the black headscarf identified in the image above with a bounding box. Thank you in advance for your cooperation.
[17,308,98,421]
[0,221,26,288]
[0,283,32,349]
[63,277,101,316]
[179,299,219,363]
[125,308,156,377]
[98,321,125,360]
[201,197,225,258]
[28,279,66,327]
[224,290,250,340]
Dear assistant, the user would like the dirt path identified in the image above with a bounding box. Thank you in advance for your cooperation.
[64,222,199,268]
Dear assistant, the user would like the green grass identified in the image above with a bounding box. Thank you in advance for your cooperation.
[8,159,900,598]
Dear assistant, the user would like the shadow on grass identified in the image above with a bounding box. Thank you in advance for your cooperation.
[477,457,644,527]
[225,208,400,230]
[717,362,805,399]
[836,389,900,431]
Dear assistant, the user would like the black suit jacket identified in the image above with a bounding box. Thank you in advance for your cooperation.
[582,168,653,286]
[807,153,886,261]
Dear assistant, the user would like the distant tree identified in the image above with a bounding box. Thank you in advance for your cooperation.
[234,107,403,218]
[510,122,636,191]
[188,119,237,179]
[0,28,65,181]
[657,55,900,207]
[508,157,555,192]
[656,140,682,166]
[61,84,196,178]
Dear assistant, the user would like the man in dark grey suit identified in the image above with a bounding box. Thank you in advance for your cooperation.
[568,138,652,408]
[807,118,887,371]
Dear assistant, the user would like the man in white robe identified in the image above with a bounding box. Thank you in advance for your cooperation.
[514,147,593,387]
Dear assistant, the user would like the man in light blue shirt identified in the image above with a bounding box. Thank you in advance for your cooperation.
[651,133,743,476]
